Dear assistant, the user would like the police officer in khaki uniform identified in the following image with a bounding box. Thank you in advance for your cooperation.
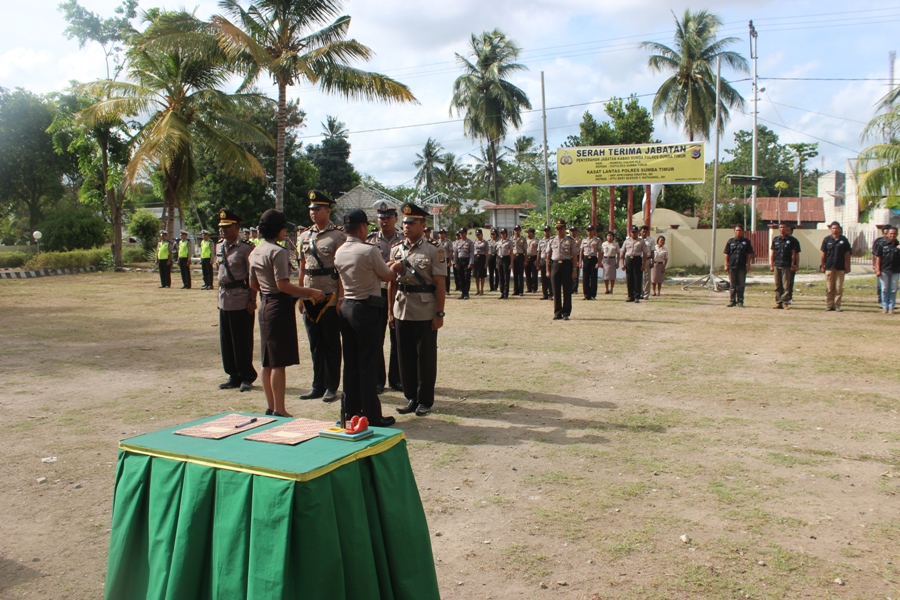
[569,226,582,295]
[525,228,539,293]
[336,208,404,427]
[453,228,474,299]
[639,225,652,299]
[298,190,346,402]
[472,229,490,295]
[580,225,601,300]
[547,220,577,320]
[601,231,620,294]
[621,225,648,303]
[216,209,258,392]
[388,204,447,417]
[496,228,513,299]
[367,200,404,393]
[511,225,527,295]
[436,229,453,294]
[537,225,553,300]
[487,229,499,291]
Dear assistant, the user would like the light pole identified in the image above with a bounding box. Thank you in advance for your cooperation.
[749,21,759,232]
[33,231,42,254]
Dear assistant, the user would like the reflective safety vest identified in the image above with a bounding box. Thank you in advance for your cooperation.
[178,240,190,259]
[157,241,170,260]
[200,239,211,259]
[253,238,262,246]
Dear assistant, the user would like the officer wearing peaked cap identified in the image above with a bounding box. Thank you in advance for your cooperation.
[298,189,347,403]
[389,203,446,417]
[367,199,404,393]
[547,219,577,320]
[157,229,173,288]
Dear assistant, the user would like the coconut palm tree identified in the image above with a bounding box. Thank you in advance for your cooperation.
[321,115,348,139]
[642,10,748,141]
[413,138,446,196]
[207,0,417,211]
[81,11,273,234]
[450,29,531,204]
[857,87,900,210]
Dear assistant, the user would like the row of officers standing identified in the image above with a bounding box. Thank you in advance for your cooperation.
[434,223,668,319]
[212,193,445,427]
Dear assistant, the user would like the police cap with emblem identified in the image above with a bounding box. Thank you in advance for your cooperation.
[401,203,429,223]
[555,219,567,229]
[543,225,551,231]
[374,200,398,218]
[308,189,335,207]
[217,208,242,227]
[526,227,536,233]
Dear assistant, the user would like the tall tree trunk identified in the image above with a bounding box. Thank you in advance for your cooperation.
[164,167,178,237]
[489,138,500,204]
[99,134,122,269]
[275,82,287,212]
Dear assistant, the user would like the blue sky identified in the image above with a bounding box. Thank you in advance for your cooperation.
[1,0,898,187]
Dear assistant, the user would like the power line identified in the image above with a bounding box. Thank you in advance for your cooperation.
[761,77,895,82]
[764,100,870,125]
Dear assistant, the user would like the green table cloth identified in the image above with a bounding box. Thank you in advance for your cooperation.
[105,413,439,600]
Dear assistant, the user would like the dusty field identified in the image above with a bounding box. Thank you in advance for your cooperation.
[0,271,898,600]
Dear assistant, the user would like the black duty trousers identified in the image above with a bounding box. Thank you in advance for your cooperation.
[158,260,171,287]
[303,304,341,392]
[178,257,191,288]
[378,288,401,388]
[625,257,643,300]
[541,262,552,299]
[582,256,598,299]
[395,319,438,408]
[729,268,747,304]
[498,257,511,297]
[551,259,573,317]
[219,308,257,384]
[455,261,471,296]
[512,254,525,295]
[488,255,498,291]
[339,300,385,419]
[525,256,538,292]
[201,257,213,288]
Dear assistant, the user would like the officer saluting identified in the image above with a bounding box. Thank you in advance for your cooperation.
[367,200,404,393]
[215,208,257,392]
[298,190,346,402]
[389,203,447,417]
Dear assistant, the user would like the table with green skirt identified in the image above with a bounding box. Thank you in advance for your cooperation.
[104,412,440,600]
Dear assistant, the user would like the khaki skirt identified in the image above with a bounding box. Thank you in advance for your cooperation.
[651,262,666,284]
[259,292,299,368]
[601,257,617,281]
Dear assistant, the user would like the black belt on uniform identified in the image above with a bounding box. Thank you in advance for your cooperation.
[306,267,337,277]
[399,283,436,293]
[261,291,289,298]
[219,279,249,289]
[556,259,572,263]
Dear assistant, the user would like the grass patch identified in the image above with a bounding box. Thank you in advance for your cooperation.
[503,543,551,581]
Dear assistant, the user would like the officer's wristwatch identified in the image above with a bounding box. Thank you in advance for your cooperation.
[435,311,445,317]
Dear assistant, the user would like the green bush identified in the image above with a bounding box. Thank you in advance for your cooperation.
[24,248,109,270]
[36,207,108,252]
[122,246,150,264]
[0,252,29,268]
[128,210,162,254]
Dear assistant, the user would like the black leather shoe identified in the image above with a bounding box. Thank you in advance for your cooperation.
[265,408,274,415]
[371,416,396,427]
[300,389,324,400]
[322,390,337,403]
[415,405,432,417]
[375,384,385,395]
[396,399,418,414]
[390,382,404,392]
[239,381,252,392]
[553,314,562,320]
[219,379,241,390]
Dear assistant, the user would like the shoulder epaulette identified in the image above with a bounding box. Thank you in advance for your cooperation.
[334,225,344,231]
[390,239,405,248]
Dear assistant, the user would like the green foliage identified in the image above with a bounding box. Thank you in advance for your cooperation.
[0,88,69,232]
[24,248,109,270]
[306,136,359,201]
[566,96,655,147]
[128,209,161,253]
[658,184,699,216]
[36,206,108,252]
[724,126,796,197]
[0,252,30,268]
[122,246,148,263]
[502,182,541,206]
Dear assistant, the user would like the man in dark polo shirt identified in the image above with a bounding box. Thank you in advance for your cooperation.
[820,221,852,311]
[875,226,900,314]
[724,224,755,307]
[770,223,800,309]
[872,225,890,303]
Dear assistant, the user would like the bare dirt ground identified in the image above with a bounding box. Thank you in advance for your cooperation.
[0,270,898,600]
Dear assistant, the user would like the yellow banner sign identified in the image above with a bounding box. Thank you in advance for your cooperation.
[557,143,706,187]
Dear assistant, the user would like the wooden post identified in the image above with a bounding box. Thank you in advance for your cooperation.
[644,184,652,229]
[608,186,616,233]
[627,186,634,232]
[591,187,597,230]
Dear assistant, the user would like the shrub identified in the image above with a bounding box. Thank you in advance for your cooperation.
[24,248,109,270]
[122,246,150,264]
[36,207,108,252]
[0,252,29,268]
[128,210,161,254]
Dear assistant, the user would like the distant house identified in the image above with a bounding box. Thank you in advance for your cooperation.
[483,203,536,230]
[818,162,897,230]
[755,197,825,230]
[632,208,699,230]
[334,186,403,222]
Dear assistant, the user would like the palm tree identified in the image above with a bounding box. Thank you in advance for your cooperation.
[450,29,531,204]
[208,0,417,211]
[857,87,900,210]
[413,138,446,196]
[642,10,748,141]
[81,11,273,234]
[438,151,468,196]
[471,144,507,201]
[321,115,348,139]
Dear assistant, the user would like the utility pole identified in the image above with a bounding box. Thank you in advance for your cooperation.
[749,21,759,232]
[541,72,551,226]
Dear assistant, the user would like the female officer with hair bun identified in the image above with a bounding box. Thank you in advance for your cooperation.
[249,209,324,417]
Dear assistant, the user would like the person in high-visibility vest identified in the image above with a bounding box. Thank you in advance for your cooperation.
[199,230,213,289]
[177,230,192,289]
[157,230,172,288]
[250,226,261,246]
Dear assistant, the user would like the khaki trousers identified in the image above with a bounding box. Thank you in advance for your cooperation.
[825,270,845,309]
